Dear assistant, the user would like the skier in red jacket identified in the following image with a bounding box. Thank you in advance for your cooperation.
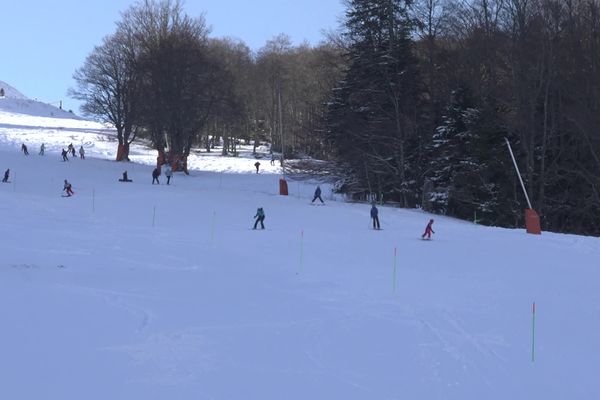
[63,179,74,197]
[422,219,435,239]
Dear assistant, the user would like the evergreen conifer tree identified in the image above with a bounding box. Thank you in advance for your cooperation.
[425,89,517,225]
[327,0,423,206]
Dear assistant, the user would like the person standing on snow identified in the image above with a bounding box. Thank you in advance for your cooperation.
[21,143,29,155]
[119,171,132,182]
[63,179,74,196]
[371,203,380,230]
[422,219,435,239]
[152,167,160,185]
[2,169,9,183]
[39,143,45,156]
[254,161,261,174]
[61,149,69,162]
[312,185,324,204]
[253,207,266,230]
[164,164,173,185]
[79,146,85,159]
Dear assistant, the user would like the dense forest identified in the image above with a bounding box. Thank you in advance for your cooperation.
[71,0,600,235]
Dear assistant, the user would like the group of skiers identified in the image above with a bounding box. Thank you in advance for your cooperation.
[369,202,434,238]
[253,156,282,172]
[61,143,85,161]
[152,164,173,185]
[251,184,435,238]
[252,185,323,230]
[8,143,85,196]
[10,143,437,237]
[20,142,86,160]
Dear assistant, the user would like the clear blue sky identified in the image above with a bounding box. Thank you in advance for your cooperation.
[0,0,345,113]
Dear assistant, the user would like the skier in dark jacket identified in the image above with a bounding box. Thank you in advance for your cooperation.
[253,207,265,230]
[312,185,324,203]
[21,143,29,155]
[61,149,69,162]
[2,169,9,183]
[254,161,261,174]
[152,167,160,184]
[422,219,435,239]
[371,203,380,230]
[119,171,132,182]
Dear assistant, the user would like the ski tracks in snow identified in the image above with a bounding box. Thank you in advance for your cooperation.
[59,284,155,334]
[417,308,509,390]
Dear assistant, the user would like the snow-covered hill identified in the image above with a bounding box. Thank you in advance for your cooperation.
[0,97,599,399]
[0,79,84,120]
[0,80,28,99]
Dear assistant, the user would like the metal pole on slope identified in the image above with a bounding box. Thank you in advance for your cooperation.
[504,137,532,209]
[278,89,289,196]
[504,138,541,234]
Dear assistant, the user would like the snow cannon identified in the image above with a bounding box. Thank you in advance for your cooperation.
[279,177,288,196]
[525,209,541,235]
[505,138,542,235]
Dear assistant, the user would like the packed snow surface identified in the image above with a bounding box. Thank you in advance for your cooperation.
[1,91,599,399]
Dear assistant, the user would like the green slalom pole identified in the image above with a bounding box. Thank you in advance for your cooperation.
[211,211,216,243]
[532,301,536,362]
[393,247,397,293]
[300,229,304,269]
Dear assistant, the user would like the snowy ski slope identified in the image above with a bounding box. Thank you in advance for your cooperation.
[0,94,599,400]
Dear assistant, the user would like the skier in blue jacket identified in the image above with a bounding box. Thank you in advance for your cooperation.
[370,203,380,230]
[253,207,265,230]
[312,185,324,203]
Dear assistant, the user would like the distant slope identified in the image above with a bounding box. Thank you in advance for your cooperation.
[0,80,28,99]
[0,79,84,120]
